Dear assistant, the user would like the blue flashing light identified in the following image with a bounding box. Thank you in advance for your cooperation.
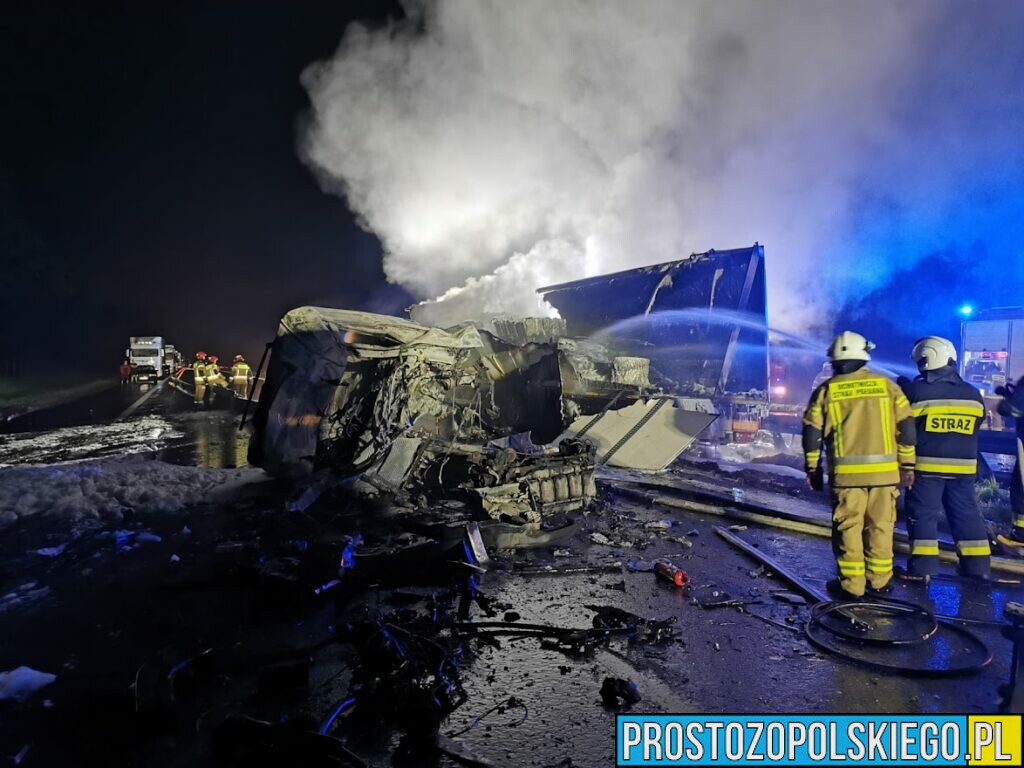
[958,304,974,317]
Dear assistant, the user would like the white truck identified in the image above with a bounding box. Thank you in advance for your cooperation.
[127,336,165,382]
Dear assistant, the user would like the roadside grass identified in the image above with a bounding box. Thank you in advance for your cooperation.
[977,475,1012,526]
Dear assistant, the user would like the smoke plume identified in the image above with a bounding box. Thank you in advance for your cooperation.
[300,0,1024,333]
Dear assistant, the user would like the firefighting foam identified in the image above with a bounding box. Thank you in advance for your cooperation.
[300,0,1024,335]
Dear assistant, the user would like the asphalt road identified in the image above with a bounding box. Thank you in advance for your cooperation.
[0,380,1019,766]
[0,376,252,469]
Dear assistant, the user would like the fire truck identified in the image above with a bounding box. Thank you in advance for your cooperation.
[960,307,1024,395]
[960,306,1023,462]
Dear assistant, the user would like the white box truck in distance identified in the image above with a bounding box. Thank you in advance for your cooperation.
[127,336,165,382]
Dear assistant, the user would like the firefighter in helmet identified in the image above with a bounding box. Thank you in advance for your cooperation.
[205,354,226,387]
[900,336,990,581]
[228,354,252,397]
[802,331,916,598]
[230,354,252,383]
[192,351,208,386]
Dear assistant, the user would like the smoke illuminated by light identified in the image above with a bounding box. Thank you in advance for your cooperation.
[301,0,1024,334]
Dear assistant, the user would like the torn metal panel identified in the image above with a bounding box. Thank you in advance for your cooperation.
[560,397,718,471]
[538,245,768,395]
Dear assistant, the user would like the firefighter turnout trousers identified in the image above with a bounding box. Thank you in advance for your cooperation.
[905,475,990,577]
[832,486,898,595]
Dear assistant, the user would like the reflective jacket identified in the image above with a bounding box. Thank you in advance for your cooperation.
[231,362,251,379]
[803,367,916,487]
[193,360,206,381]
[900,367,984,476]
[205,362,223,381]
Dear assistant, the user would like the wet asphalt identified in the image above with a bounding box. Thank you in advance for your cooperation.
[0,376,252,470]
[0,383,1020,766]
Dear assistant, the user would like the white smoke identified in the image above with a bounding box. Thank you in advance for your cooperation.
[300,0,1024,331]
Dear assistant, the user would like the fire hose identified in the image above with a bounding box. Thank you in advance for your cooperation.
[713,526,993,677]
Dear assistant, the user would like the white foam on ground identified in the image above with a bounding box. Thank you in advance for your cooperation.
[0,415,184,468]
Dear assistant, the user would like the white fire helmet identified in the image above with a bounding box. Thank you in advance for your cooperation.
[911,336,957,371]
[827,331,875,362]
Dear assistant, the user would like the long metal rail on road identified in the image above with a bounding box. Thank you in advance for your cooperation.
[608,477,1024,576]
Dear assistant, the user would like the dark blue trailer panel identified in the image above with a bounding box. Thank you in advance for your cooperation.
[537,245,768,396]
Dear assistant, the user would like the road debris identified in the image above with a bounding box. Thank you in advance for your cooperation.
[599,677,641,708]
[654,561,690,587]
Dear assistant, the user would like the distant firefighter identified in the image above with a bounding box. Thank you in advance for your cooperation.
[230,354,252,383]
[995,375,1024,551]
[205,354,227,387]
[229,354,253,397]
[802,331,916,599]
[899,336,990,581]
[192,350,208,386]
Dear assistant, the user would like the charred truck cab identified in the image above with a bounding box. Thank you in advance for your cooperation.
[248,308,715,527]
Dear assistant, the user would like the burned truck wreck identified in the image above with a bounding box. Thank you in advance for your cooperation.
[248,307,714,524]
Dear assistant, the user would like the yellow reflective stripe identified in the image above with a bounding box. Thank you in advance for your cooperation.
[911,541,940,555]
[897,445,915,456]
[895,393,911,410]
[834,462,899,474]
[833,454,896,465]
[912,404,985,418]
[829,403,844,456]
[837,562,866,575]
[865,556,893,573]
[880,397,894,454]
[916,461,977,475]
[958,547,990,557]
[957,540,991,557]
[865,557,893,566]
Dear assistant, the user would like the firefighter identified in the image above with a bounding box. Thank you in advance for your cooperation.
[229,354,253,397]
[119,358,133,385]
[230,354,252,384]
[900,336,990,581]
[205,354,226,387]
[803,331,916,598]
[995,376,1024,550]
[192,351,208,386]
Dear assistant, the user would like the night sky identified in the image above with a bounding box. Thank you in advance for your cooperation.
[1,1,409,373]
[2,2,1021,377]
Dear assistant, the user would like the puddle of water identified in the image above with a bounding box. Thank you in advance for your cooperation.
[159,412,253,469]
